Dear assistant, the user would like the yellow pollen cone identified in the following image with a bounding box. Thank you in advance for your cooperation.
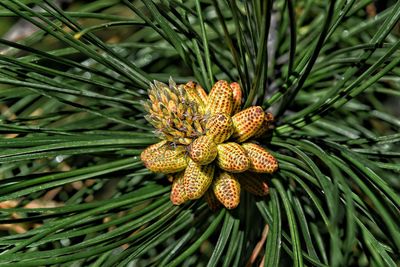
[206,113,234,144]
[216,142,250,173]
[206,80,233,115]
[140,141,167,162]
[204,188,221,212]
[230,82,242,115]
[183,159,215,200]
[241,143,278,173]
[184,81,206,113]
[185,81,208,107]
[188,135,218,165]
[213,172,241,209]
[253,112,275,138]
[235,172,269,196]
[170,172,188,205]
[231,106,265,142]
[195,83,208,105]
[141,143,187,173]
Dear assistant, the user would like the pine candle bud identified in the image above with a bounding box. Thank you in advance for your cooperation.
[143,79,206,145]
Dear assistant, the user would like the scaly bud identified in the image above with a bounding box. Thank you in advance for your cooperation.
[235,172,269,196]
[213,172,241,209]
[143,79,206,144]
[231,106,265,142]
[184,159,215,199]
[141,143,187,173]
[241,143,278,173]
[206,113,234,144]
[188,135,218,165]
[216,142,250,173]
[230,82,242,115]
[206,80,233,115]
[170,172,188,205]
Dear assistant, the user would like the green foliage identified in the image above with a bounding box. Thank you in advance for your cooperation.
[0,0,399,266]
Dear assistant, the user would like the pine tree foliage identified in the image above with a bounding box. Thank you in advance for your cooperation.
[0,0,399,266]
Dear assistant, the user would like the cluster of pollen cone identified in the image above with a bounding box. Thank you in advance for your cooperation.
[141,78,278,209]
